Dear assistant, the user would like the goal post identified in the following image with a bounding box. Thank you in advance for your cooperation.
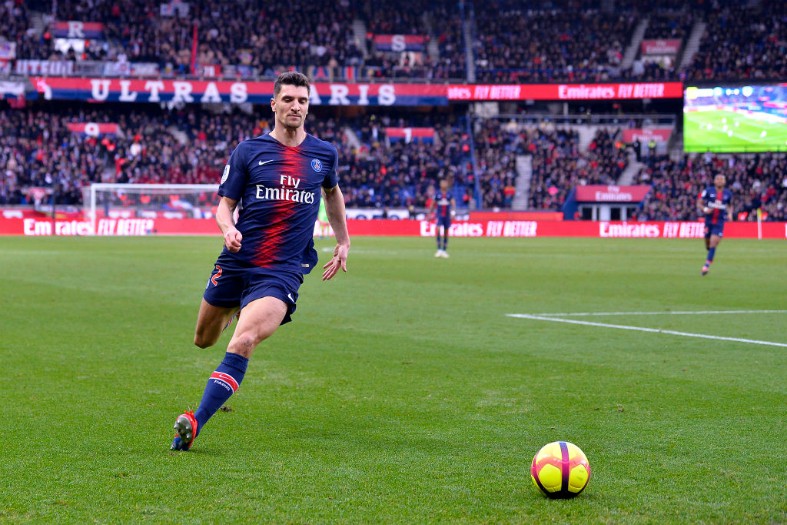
[85,183,220,235]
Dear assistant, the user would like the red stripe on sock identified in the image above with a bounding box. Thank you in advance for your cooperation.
[211,371,239,392]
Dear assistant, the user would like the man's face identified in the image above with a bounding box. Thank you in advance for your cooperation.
[714,175,726,188]
[271,84,310,131]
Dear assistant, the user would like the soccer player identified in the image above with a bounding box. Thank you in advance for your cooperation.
[170,71,350,451]
[697,173,732,276]
[429,177,455,258]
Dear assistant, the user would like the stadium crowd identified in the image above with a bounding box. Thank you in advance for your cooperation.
[338,114,474,210]
[529,127,628,211]
[13,0,364,76]
[635,153,787,222]
[684,3,787,82]
[3,0,782,82]
[0,104,481,211]
[472,8,636,83]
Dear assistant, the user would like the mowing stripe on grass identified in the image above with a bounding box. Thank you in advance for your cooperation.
[526,310,787,317]
[506,313,787,348]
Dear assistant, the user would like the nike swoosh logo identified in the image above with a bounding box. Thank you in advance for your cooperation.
[258,159,274,166]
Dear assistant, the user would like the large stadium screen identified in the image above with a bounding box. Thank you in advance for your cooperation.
[683,84,787,153]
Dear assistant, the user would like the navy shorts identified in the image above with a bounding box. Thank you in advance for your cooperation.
[203,257,303,324]
[704,222,724,238]
[436,216,451,231]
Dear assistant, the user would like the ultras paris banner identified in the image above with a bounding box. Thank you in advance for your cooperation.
[29,77,449,106]
[29,78,683,105]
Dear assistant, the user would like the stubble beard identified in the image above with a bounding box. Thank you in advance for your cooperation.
[281,114,304,133]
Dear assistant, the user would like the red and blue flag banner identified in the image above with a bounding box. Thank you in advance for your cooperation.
[373,35,428,52]
[66,122,121,137]
[29,78,449,106]
[52,21,106,39]
[385,127,435,143]
[0,80,25,100]
[303,66,361,81]
[342,66,356,81]
[308,66,331,80]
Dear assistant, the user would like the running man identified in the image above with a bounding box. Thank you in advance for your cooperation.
[171,71,350,451]
[697,173,732,276]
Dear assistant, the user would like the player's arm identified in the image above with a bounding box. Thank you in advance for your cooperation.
[216,196,242,252]
[322,185,350,280]
[697,192,710,215]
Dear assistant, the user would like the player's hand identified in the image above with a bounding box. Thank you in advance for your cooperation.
[224,228,242,252]
[322,243,349,281]
[703,207,711,214]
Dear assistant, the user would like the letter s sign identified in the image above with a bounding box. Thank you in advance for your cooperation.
[392,35,406,52]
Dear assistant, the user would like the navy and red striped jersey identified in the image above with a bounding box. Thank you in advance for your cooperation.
[218,133,338,274]
[434,191,452,219]
[699,186,732,226]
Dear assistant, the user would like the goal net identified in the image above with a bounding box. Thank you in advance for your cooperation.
[84,183,220,235]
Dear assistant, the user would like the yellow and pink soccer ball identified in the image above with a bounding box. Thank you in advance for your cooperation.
[530,441,591,498]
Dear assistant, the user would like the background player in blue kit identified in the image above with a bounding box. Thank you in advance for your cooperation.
[430,177,455,258]
[171,71,351,451]
[697,173,732,276]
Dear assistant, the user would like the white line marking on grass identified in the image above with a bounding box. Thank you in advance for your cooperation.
[506,313,787,348]
[527,310,787,317]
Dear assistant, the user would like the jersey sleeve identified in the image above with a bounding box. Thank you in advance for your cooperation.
[322,145,339,190]
[218,142,248,201]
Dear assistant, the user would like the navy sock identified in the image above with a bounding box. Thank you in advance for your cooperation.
[706,247,716,263]
[194,352,248,434]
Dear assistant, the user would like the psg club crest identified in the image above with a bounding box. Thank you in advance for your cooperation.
[311,159,322,173]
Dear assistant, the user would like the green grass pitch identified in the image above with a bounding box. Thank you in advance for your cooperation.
[684,109,787,153]
[1,235,785,523]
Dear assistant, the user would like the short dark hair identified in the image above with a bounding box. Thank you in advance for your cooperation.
[274,71,311,98]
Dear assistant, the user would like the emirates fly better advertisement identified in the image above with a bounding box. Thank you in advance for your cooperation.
[1,209,784,239]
